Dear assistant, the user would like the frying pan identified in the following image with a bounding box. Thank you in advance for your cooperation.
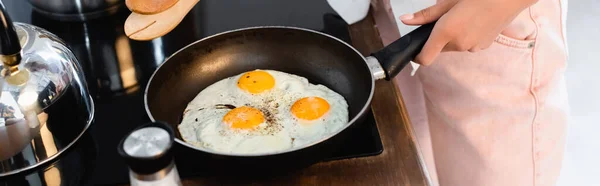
[144,23,434,176]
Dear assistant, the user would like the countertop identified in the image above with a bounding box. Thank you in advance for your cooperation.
[2,1,428,185]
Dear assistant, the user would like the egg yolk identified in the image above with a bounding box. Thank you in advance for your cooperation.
[291,97,330,121]
[237,70,275,94]
[222,106,265,129]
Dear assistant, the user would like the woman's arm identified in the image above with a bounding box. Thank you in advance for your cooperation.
[399,0,539,65]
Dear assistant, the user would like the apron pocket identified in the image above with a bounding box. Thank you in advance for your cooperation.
[494,33,536,50]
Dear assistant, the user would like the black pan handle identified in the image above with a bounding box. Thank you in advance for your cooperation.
[371,21,435,80]
[0,1,21,62]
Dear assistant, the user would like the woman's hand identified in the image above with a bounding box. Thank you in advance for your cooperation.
[399,0,538,65]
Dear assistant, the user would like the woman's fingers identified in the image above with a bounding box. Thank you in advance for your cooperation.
[399,0,458,65]
[414,26,449,65]
[399,0,457,25]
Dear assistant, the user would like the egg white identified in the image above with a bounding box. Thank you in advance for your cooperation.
[178,69,349,154]
[276,83,349,147]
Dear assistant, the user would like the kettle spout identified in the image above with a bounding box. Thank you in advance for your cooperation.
[0,0,28,86]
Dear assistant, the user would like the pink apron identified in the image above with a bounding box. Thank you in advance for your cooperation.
[373,0,570,185]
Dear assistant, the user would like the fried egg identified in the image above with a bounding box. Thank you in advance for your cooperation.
[178,69,349,154]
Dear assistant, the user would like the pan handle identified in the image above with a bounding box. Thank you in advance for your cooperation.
[370,21,435,80]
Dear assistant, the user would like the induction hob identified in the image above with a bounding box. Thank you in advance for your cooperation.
[1,1,383,185]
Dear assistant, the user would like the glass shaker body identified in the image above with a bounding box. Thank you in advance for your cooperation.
[118,122,182,186]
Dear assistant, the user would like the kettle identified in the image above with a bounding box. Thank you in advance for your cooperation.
[0,1,95,176]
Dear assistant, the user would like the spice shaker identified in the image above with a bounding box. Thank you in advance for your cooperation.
[118,121,182,186]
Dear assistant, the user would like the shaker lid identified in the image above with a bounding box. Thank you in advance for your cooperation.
[118,121,176,175]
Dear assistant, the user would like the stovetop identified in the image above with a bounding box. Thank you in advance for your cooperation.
[1,1,383,185]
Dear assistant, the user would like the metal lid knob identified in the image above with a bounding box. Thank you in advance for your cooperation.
[118,121,175,175]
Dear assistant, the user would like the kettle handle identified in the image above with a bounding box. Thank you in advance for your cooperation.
[0,0,21,65]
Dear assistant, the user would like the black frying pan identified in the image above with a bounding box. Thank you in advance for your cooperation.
[144,23,434,176]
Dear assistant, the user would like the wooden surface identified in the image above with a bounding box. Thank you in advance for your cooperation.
[180,11,430,186]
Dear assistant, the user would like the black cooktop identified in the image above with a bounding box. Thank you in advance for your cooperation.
[1,0,383,185]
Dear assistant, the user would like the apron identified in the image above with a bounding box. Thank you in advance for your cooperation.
[372,0,570,185]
